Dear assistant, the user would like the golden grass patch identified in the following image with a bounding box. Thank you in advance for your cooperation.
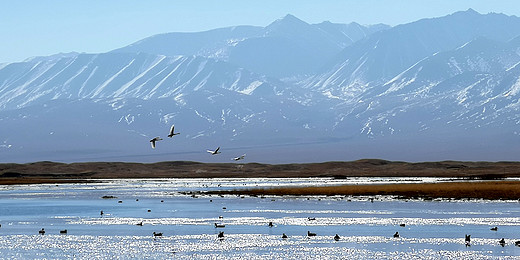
[221,181,520,200]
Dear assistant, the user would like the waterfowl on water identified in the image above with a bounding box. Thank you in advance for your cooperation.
[150,137,163,149]
[393,232,399,238]
[465,234,471,247]
[153,232,163,237]
[60,229,67,234]
[167,124,180,138]
[39,228,45,235]
[491,226,498,231]
[282,233,288,239]
[334,234,340,241]
[268,222,273,227]
[218,231,224,238]
[136,222,143,226]
[215,223,225,228]
[499,238,506,247]
[307,231,316,237]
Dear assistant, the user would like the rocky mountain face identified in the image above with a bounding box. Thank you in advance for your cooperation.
[1,10,519,163]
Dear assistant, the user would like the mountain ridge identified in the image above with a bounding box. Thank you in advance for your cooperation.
[1,11,520,163]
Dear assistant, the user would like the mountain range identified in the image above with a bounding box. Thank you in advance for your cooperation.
[1,9,519,163]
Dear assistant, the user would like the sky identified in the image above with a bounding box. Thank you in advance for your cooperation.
[1,0,519,63]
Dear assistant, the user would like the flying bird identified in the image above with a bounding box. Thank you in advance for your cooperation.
[167,125,180,138]
[150,137,163,149]
[207,147,221,155]
[232,154,246,161]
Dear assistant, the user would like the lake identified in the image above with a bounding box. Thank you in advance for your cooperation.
[0,178,519,259]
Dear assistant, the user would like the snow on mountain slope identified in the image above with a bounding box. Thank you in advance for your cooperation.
[305,9,520,101]
[0,52,286,110]
[380,37,520,97]
[0,51,337,163]
[325,36,520,145]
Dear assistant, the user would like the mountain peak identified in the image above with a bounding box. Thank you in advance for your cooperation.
[267,14,309,29]
[281,14,303,22]
[450,8,481,17]
[465,8,479,14]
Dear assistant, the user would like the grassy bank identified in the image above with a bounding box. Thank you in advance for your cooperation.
[211,181,520,200]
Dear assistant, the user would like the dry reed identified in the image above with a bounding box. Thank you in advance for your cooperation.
[220,181,520,200]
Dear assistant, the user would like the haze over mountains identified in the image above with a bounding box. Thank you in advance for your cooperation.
[1,9,520,163]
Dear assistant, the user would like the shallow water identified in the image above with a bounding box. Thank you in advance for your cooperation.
[0,178,519,259]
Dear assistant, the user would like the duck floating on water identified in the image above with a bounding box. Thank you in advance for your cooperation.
[215,223,225,228]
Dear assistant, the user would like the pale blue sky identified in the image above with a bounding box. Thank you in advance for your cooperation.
[1,0,519,63]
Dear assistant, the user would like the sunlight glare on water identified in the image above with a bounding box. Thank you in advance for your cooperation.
[0,178,519,259]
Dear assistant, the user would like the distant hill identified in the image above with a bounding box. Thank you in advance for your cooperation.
[1,159,519,185]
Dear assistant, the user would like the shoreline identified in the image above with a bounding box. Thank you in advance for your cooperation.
[1,159,519,182]
[1,159,520,200]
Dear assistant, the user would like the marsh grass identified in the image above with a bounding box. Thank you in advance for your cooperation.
[219,181,520,200]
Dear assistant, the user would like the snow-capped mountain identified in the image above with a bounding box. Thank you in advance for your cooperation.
[304,9,520,101]
[0,51,335,162]
[1,10,520,163]
[0,52,288,110]
[113,14,389,78]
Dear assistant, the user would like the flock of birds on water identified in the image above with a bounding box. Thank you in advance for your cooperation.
[17,216,520,249]
[9,204,518,249]
[149,124,246,161]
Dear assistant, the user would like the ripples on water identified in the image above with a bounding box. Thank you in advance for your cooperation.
[0,178,519,259]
